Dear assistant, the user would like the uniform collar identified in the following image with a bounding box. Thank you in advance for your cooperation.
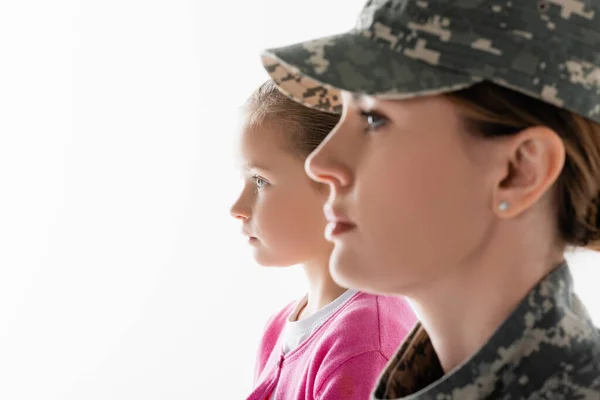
[373,263,600,399]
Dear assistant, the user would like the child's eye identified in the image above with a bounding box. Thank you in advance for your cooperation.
[360,110,388,132]
[252,175,269,190]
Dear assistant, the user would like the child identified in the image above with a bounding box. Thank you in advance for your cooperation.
[259,0,600,398]
[230,80,416,400]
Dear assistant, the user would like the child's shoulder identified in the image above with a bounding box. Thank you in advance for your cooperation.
[262,299,298,336]
[343,292,415,320]
[339,291,415,327]
[254,299,300,368]
[318,292,416,355]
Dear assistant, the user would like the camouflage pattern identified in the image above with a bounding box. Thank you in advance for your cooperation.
[372,264,600,399]
[261,0,600,123]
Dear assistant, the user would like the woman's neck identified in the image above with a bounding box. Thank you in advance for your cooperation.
[298,256,347,320]
[407,237,564,373]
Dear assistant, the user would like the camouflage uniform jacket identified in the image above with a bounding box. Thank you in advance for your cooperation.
[373,264,600,399]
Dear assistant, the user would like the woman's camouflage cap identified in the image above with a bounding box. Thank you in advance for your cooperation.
[261,0,600,123]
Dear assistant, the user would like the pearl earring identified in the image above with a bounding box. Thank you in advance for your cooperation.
[498,201,510,212]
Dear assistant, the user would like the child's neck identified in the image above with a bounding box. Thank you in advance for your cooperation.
[298,257,347,320]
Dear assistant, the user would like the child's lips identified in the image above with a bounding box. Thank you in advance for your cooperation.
[241,229,258,243]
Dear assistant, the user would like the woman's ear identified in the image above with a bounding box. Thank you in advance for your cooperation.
[492,126,565,218]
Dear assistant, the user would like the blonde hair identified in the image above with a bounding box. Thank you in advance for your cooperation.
[447,82,600,251]
[244,80,340,157]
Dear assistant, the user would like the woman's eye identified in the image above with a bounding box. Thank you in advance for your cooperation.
[360,110,388,132]
[252,175,268,190]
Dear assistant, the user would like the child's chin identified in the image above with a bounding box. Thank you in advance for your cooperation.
[252,251,296,268]
[252,251,279,267]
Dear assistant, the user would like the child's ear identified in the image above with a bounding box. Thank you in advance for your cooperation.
[492,126,565,218]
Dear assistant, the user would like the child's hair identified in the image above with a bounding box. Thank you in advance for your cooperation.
[446,82,600,252]
[244,80,340,157]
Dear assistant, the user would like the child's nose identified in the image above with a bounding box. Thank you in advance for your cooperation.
[229,200,250,220]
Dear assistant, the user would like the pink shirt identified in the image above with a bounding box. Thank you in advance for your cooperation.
[247,292,416,400]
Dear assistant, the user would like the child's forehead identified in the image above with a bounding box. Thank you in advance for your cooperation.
[239,119,293,152]
[235,124,295,170]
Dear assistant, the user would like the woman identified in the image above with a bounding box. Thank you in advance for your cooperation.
[258,0,600,398]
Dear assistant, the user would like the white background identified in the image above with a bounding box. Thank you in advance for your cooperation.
[0,1,598,399]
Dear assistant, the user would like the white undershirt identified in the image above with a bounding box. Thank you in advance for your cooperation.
[281,289,359,354]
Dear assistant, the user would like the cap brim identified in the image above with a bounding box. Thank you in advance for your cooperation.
[261,31,482,113]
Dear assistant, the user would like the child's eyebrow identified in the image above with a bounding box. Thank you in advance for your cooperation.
[243,162,272,172]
